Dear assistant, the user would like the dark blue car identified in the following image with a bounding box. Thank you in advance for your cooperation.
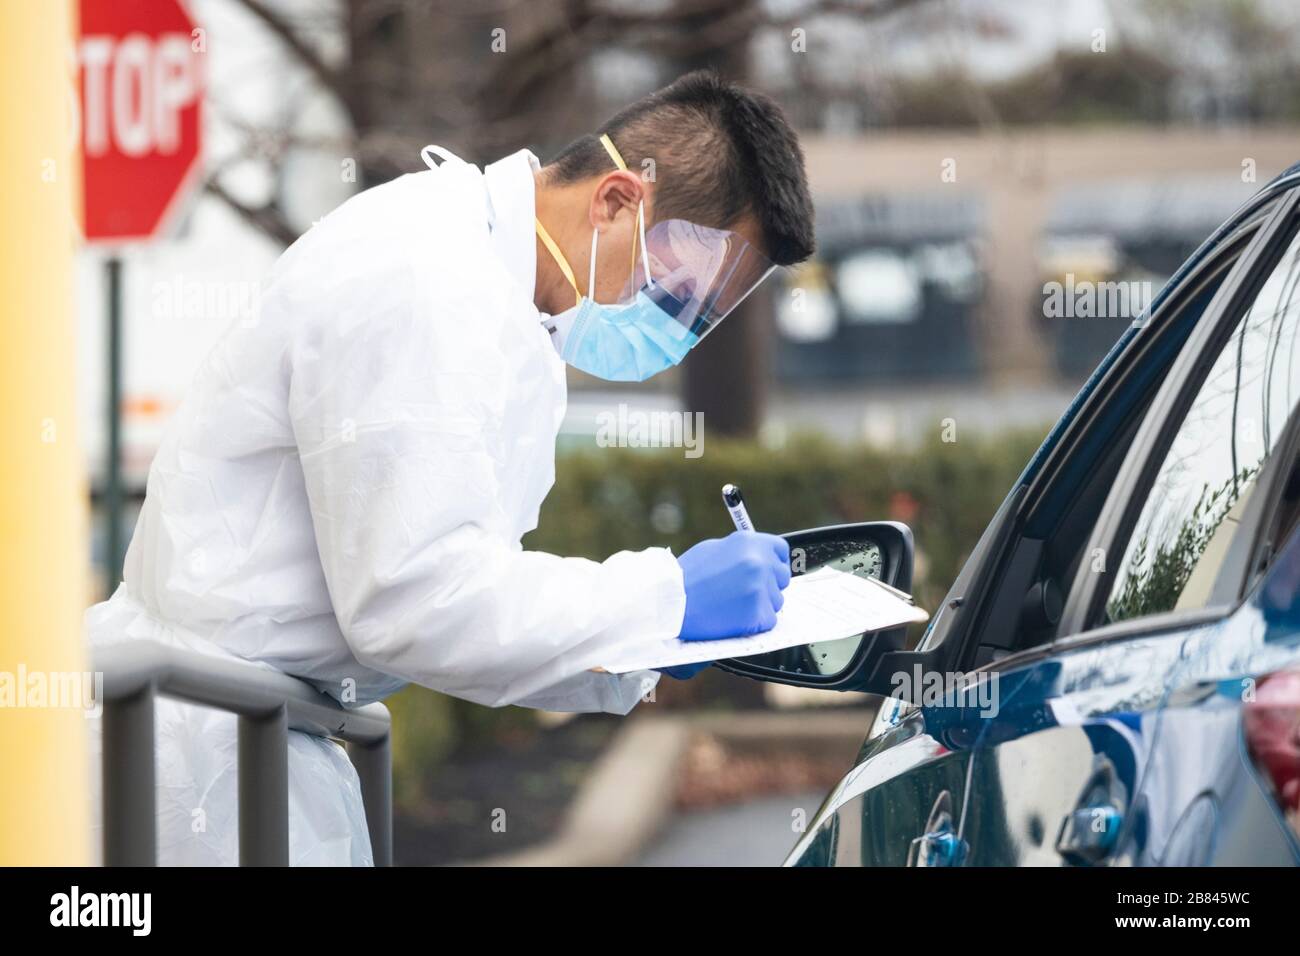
[719,163,1300,866]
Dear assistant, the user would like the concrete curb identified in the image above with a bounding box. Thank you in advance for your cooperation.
[478,717,691,867]
[473,707,869,867]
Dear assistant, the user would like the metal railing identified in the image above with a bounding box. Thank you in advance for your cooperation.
[94,640,392,866]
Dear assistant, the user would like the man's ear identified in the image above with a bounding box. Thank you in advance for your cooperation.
[589,170,646,231]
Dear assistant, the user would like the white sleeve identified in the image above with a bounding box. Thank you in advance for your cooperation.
[285,276,685,714]
[512,669,662,715]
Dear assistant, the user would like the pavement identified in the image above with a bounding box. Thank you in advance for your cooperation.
[634,790,826,867]
[474,710,865,867]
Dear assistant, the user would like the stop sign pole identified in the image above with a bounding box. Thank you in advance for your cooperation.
[104,257,125,598]
[78,0,204,594]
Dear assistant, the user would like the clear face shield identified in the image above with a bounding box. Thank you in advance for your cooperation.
[621,217,777,342]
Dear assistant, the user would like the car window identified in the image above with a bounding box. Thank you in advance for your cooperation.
[952,223,1251,667]
[1104,224,1300,624]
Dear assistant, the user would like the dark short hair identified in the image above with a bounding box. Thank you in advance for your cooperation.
[545,71,815,266]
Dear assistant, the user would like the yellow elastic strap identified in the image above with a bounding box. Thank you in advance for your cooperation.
[599,134,628,170]
[600,134,641,288]
[535,217,582,307]
[534,134,638,306]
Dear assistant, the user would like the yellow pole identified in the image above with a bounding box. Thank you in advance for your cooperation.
[0,0,90,864]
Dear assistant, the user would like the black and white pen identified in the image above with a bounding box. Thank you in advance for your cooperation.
[721,483,754,532]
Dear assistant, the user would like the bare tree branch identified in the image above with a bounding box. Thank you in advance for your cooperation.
[214,0,941,246]
[477,0,938,116]
[232,0,357,116]
[205,178,300,246]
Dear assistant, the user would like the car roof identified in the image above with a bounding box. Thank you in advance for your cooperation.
[1270,160,1300,187]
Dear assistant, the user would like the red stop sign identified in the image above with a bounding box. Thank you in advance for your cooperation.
[78,0,204,243]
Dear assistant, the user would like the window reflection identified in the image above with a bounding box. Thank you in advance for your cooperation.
[1107,226,1300,622]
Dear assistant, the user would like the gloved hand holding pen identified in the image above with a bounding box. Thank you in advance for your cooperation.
[656,483,790,680]
[676,530,792,640]
[657,532,791,680]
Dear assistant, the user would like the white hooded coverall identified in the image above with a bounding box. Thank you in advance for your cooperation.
[86,147,684,865]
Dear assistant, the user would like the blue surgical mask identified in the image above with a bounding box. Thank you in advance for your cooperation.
[536,201,697,382]
[558,287,699,382]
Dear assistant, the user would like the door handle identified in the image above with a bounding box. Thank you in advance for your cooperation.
[1056,754,1128,865]
[908,826,969,867]
[1055,803,1123,865]
[907,790,969,867]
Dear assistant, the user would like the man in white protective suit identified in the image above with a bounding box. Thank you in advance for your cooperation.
[86,71,816,864]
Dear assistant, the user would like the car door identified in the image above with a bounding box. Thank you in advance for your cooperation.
[785,176,1300,866]
[957,186,1300,866]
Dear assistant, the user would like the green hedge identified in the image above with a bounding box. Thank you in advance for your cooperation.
[527,428,1046,611]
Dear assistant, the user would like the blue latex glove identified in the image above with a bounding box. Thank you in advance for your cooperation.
[676,531,792,641]
[657,662,713,680]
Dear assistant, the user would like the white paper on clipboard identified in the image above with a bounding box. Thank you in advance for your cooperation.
[602,566,930,675]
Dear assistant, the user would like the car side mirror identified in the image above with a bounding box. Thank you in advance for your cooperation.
[713,521,917,693]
